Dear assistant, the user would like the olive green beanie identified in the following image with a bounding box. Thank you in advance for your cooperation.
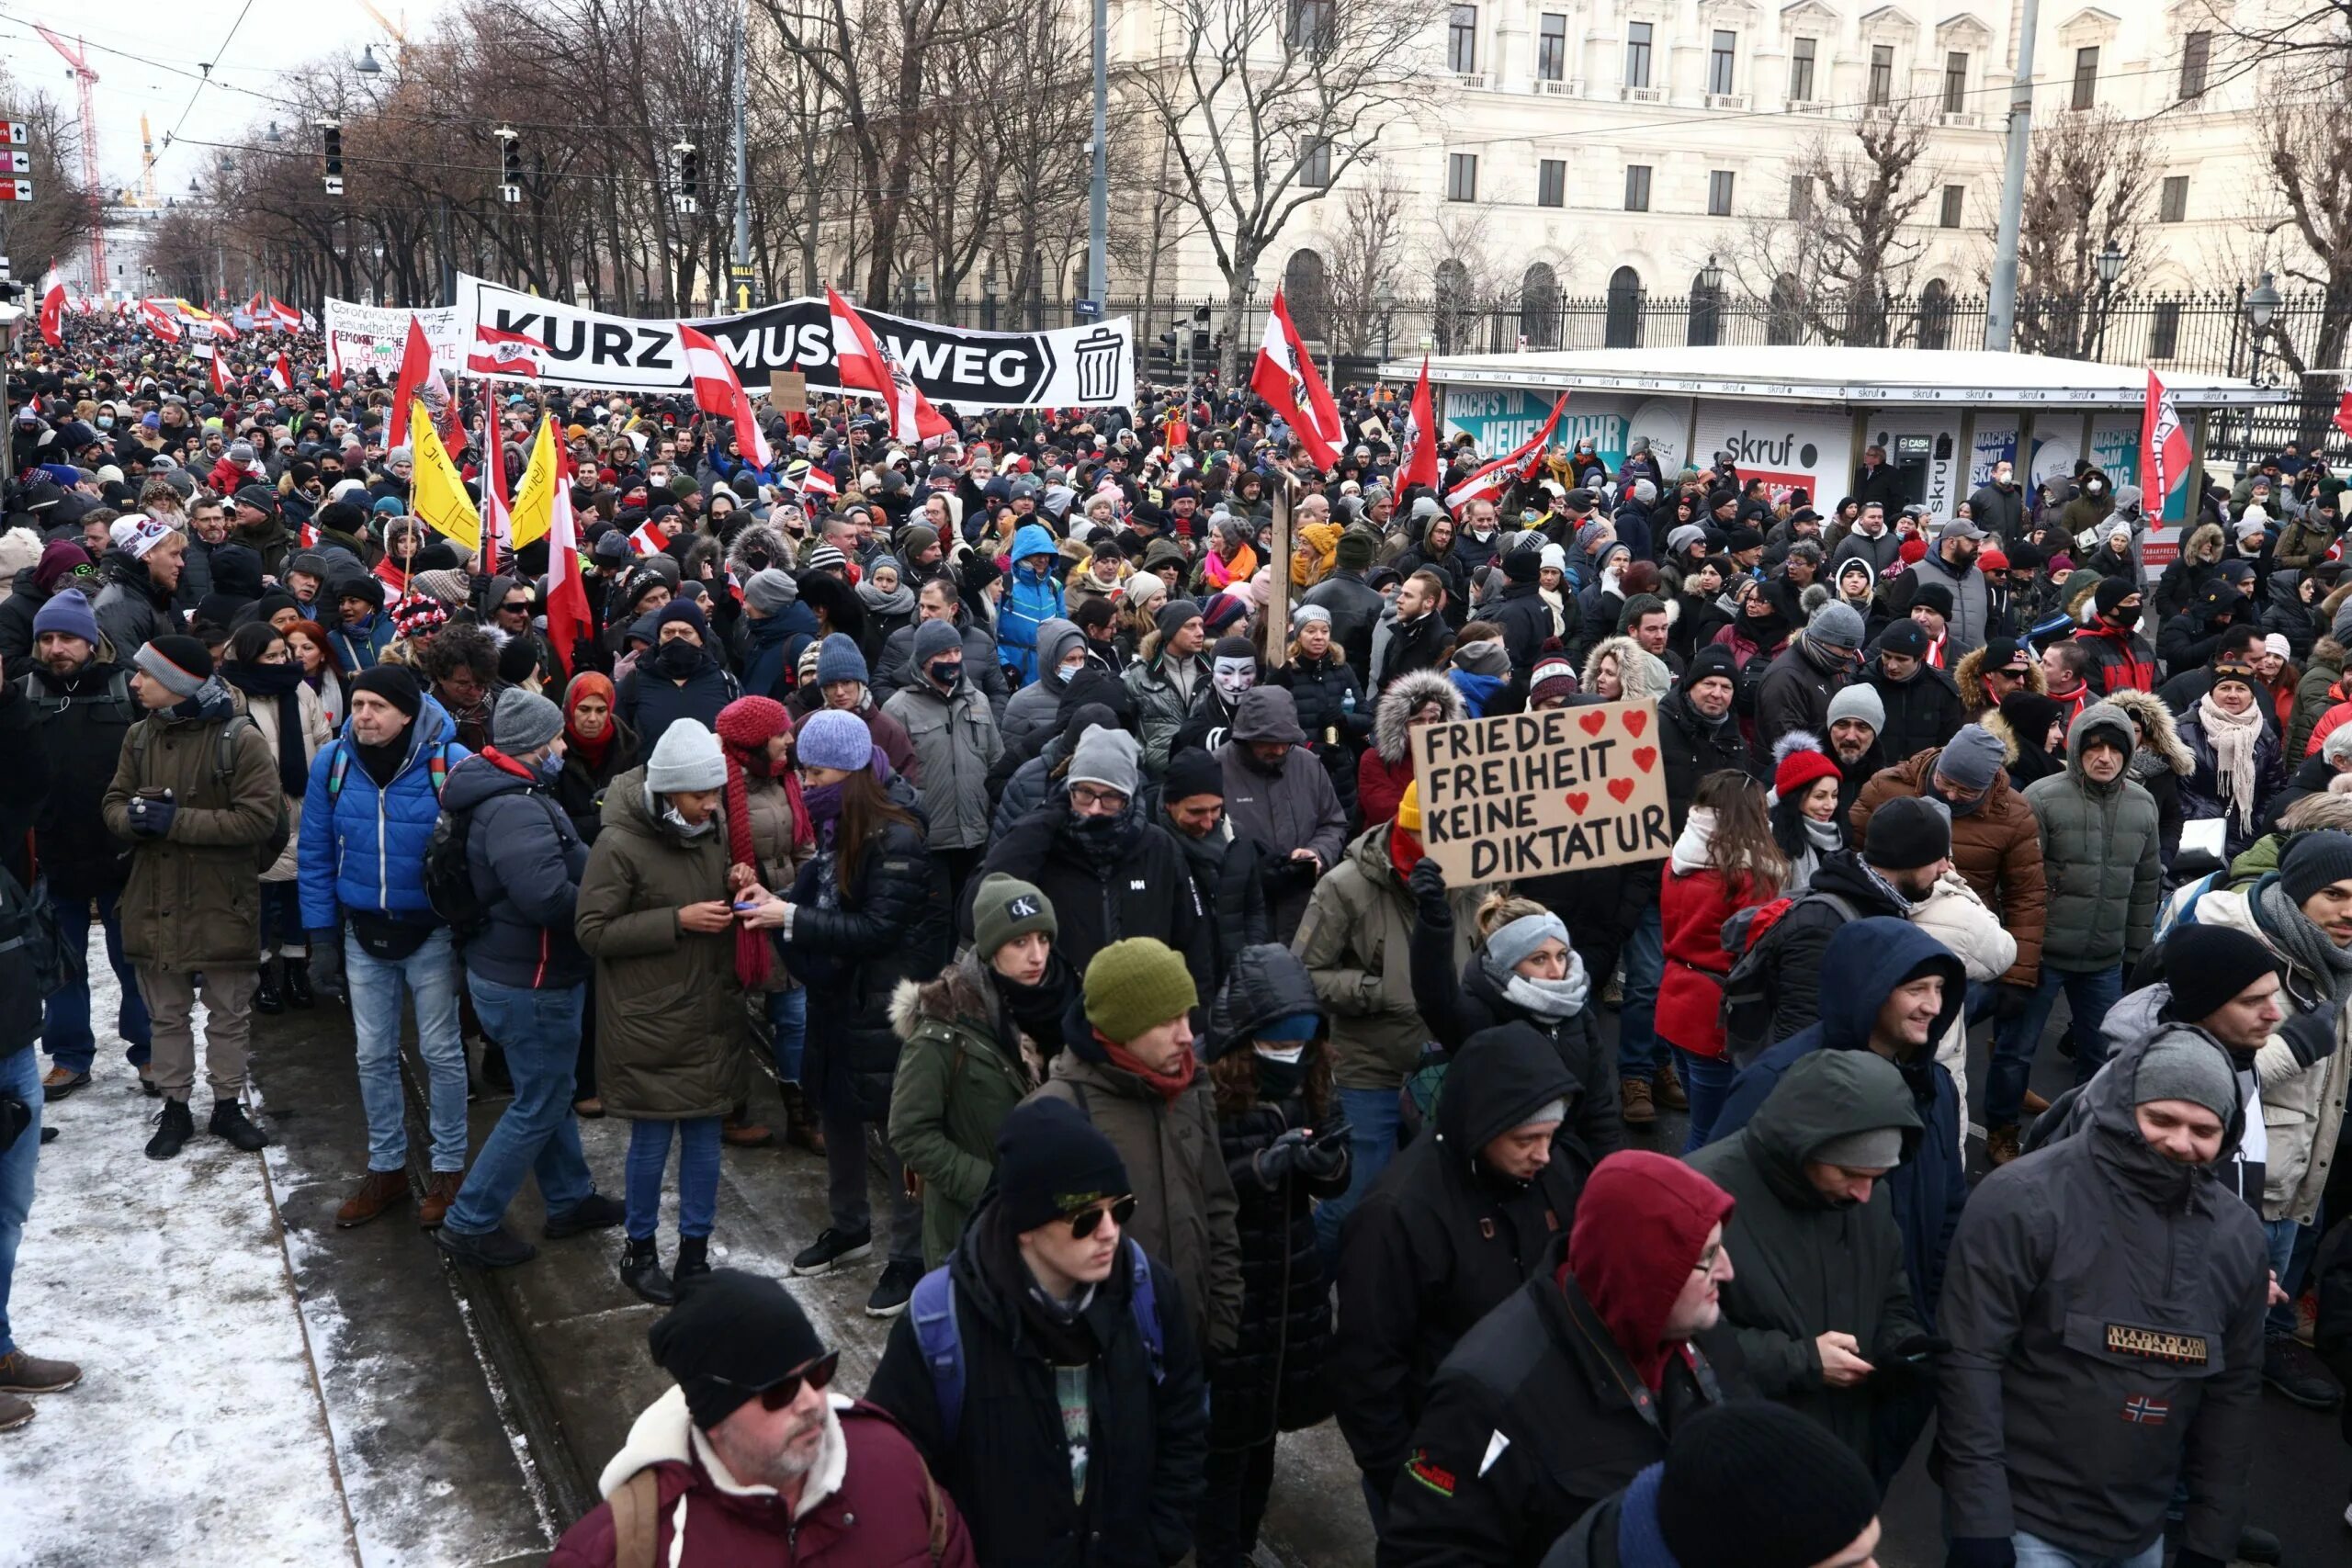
[1081,938,1198,1043]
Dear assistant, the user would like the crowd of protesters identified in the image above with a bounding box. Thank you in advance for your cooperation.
[1,316,2349,1568]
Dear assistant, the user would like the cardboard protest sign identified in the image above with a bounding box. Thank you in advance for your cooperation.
[768,370,808,413]
[1409,701,1673,884]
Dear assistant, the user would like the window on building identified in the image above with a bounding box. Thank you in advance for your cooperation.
[2180,30,2211,100]
[1939,184,1964,228]
[1538,12,1567,82]
[1789,175,1813,219]
[2072,46,2098,110]
[2160,175,2188,222]
[1301,139,1331,188]
[1709,30,1737,95]
[1709,170,1736,216]
[1625,164,1652,211]
[1606,265,1645,348]
[1789,37,1816,100]
[1869,46,1894,107]
[1447,152,1478,201]
[1448,6,1477,73]
[2151,299,2182,359]
[1626,21,1653,88]
[1944,51,1969,114]
[1285,0,1335,51]
[1539,158,1566,208]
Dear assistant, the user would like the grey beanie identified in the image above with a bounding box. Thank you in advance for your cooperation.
[2133,1030,2240,1126]
[644,718,728,794]
[1485,910,1569,975]
[1933,724,2007,795]
[743,568,798,615]
[912,618,964,662]
[491,687,564,753]
[1810,1125,1907,1170]
[1826,682,1885,733]
[1068,726,1141,796]
[1805,601,1866,652]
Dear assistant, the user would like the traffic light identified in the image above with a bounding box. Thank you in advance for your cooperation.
[1190,302,1212,360]
[320,121,343,196]
[673,141,699,213]
[1150,329,1177,378]
[496,126,521,204]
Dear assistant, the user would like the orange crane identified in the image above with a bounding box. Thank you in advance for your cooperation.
[33,26,106,288]
[139,113,158,207]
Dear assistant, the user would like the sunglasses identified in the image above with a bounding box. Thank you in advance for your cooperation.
[718,1349,840,1412]
[1067,1195,1137,1239]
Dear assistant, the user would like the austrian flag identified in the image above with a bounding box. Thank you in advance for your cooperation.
[677,323,773,469]
[268,352,294,392]
[469,323,553,380]
[826,287,952,444]
[1250,287,1344,470]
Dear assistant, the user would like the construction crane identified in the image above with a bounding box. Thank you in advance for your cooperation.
[139,113,158,208]
[356,0,408,47]
[33,27,107,288]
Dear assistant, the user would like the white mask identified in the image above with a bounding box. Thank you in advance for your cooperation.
[1252,1043,1306,1065]
[1213,655,1256,702]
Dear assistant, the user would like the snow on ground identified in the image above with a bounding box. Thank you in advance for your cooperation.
[0,964,356,1568]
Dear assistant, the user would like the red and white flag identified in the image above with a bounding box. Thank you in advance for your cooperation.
[389,315,435,448]
[2333,390,2352,445]
[826,287,952,444]
[2143,369,2190,513]
[801,465,837,501]
[1250,288,1345,471]
[1445,393,1569,513]
[468,323,551,380]
[268,352,294,392]
[628,518,670,557]
[297,518,321,549]
[541,423,589,675]
[480,407,512,578]
[1398,355,1439,493]
[208,349,229,400]
[38,267,65,347]
[268,297,301,332]
[676,322,773,468]
[139,299,183,343]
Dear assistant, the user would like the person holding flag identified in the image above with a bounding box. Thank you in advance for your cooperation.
[1251,287,1344,472]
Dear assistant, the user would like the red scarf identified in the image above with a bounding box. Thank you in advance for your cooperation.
[1388,819,1426,876]
[1100,1037,1198,1103]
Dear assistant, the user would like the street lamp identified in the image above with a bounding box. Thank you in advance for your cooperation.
[356,46,383,74]
[2089,242,2124,358]
[2096,243,2124,288]
[2246,270,2281,330]
[266,121,283,145]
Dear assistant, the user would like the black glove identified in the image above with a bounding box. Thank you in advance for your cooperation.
[1886,1332,1953,1376]
[307,929,345,998]
[1408,856,1449,919]
[1992,983,2035,1024]
[1945,1540,2017,1568]
[1296,1133,1349,1182]
[2278,1009,2339,1068]
[126,795,177,840]
[1254,1128,1313,1187]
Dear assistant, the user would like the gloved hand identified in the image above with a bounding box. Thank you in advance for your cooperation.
[1254,1128,1314,1187]
[1945,1539,2017,1568]
[1408,856,1449,919]
[2278,1009,2339,1068]
[1885,1332,1953,1377]
[307,930,345,998]
[126,795,177,840]
[1992,983,2035,1024]
[1297,1124,1351,1181]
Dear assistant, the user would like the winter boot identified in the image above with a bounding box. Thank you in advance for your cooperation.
[281,956,316,1010]
[620,1237,675,1305]
[254,957,285,1016]
[209,1099,270,1151]
[335,1169,410,1227]
[722,1102,775,1148]
[673,1235,713,1289]
[144,1099,195,1160]
[1652,1058,1690,1111]
[780,1083,822,1154]
[1620,1077,1657,1128]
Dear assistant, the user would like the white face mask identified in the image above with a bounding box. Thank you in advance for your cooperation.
[1253,1043,1306,1065]
[1214,656,1256,702]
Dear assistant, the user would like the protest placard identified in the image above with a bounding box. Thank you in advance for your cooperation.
[768,370,808,414]
[1408,701,1674,885]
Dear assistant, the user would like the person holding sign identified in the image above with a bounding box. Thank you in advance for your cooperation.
[1656,773,1788,1149]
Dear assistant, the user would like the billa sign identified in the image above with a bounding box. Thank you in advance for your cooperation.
[1409,702,1674,884]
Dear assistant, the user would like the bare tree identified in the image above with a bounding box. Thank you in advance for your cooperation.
[1321,167,1410,355]
[2011,108,2155,359]
[1423,201,1512,354]
[1727,103,1936,344]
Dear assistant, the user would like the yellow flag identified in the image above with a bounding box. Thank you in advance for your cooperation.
[508,414,560,549]
[409,398,481,556]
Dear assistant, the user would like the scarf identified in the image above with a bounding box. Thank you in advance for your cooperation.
[1859,859,1917,916]
[1388,819,1426,876]
[989,951,1075,1063]
[220,660,310,795]
[2254,874,2352,1009]
[856,577,915,617]
[1498,965,1589,1021]
[1803,814,1843,852]
[2194,690,2266,834]
[564,673,618,773]
[1101,1037,1198,1103]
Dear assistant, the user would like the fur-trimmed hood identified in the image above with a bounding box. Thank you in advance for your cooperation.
[1582,634,1672,701]
[596,1383,853,1512]
[1951,642,2045,708]
[2103,686,2195,775]
[1371,668,1464,762]
[889,950,996,1042]
[2182,522,2225,565]
[725,522,798,582]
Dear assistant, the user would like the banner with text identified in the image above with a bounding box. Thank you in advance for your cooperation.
[447,275,1134,409]
[1409,702,1674,885]
[322,299,464,384]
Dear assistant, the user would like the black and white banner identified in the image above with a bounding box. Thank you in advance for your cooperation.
[447,274,1133,409]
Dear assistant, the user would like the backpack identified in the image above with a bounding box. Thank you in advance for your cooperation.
[910,1236,1165,1447]
[423,806,492,943]
[1717,889,1856,1065]
[0,860,74,1055]
[18,667,138,726]
[126,713,291,871]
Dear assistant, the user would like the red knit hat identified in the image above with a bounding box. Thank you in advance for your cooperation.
[1897,537,1928,565]
[1773,737,1842,801]
[1977,548,2009,571]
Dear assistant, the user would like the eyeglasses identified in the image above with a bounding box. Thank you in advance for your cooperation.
[1690,1243,1724,1273]
[1067,1195,1137,1239]
[1070,784,1129,811]
[711,1349,840,1411]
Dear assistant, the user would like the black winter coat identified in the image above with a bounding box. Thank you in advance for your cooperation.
[1862,662,1967,763]
[1272,652,1368,824]
[1755,852,1909,1048]
[786,817,953,1122]
[616,653,741,758]
[1656,687,1748,833]
[1169,818,1272,988]
[551,722,640,844]
[1376,609,1453,687]
[1487,581,1556,671]
[1301,570,1386,686]
[18,660,139,897]
[0,568,67,665]
[977,794,1214,1002]
[0,681,52,898]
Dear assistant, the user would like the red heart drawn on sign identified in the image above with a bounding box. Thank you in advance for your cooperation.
[1622,710,1648,739]
[1578,711,1608,737]
[1631,746,1657,773]
[1607,777,1635,805]
[1565,792,1590,816]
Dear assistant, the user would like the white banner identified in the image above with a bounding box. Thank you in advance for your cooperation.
[322,298,464,383]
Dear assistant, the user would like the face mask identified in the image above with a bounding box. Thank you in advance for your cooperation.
[536,753,566,784]
[928,659,961,689]
[654,638,701,678]
[1255,1051,1309,1100]
[1054,661,1079,684]
[97,418,113,430]
[1253,1043,1306,1066]
[1213,657,1255,702]
[661,804,715,839]
[1469,524,1495,540]
[2105,605,2142,630]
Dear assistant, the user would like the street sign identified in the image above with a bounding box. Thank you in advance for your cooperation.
[0,121,26,147]
[1073,299,1102,321]
[0,179,31,204]
[2,152,26,175]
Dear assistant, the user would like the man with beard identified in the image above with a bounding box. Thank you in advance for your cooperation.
[1861,621,1966,762]
[551,1270,976,1567]
[1901,517,1992,658]
[1824,684,1888,818]
[91,514,187,662]
[1160,748,1271,989]
[1376,570,1453,686]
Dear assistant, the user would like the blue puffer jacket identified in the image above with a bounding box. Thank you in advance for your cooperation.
[298,695,469,927]
[1706,916,1970,1327]
[995,522,1066,685]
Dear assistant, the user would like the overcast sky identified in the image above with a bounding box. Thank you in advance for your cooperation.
[2,0,448,193]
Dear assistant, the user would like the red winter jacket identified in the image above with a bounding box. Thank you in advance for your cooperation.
[2073,622,2156,695]
[1655,863,1772,1060]
[549,1387,975,1568]
[1358,746,1415,829]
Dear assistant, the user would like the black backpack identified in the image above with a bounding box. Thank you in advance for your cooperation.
[1716,890,1855,1066]
[423,805,492,944]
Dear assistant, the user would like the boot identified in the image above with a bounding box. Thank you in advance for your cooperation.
[673,1235,713,1289]
[335,1169,410,1227]
[1652,1058,1690,1111]
[254,956,285,1016]
[1620,1077,1657,1128]
[418,1170,464,1229]
[620,1236,675,1305]
[281,956,315,1010]
[40,1066,89,1101]
[137,1064,159,1099]
[1985,1124,2022,1166]
[0,1348,82,1393]
[0,1391,29,1431]
[722,1102,775,1148]
[780,1083,822,1154]
[208,1099,270,1152]
[2021,1089,2052,1115]
[144,1100,195,1161]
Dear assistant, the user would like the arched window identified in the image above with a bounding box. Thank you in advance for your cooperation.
[1687,265,1726,346]
[1520,262,1561,347]
[1281,248,1329,342]
[1767,272,1803,345]
[1917,278,1954,351]
[1433,258,1475,353]
[1604,265,1644,348]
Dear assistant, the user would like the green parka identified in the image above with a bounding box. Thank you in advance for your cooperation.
[2020,702,2162,972]
[887,952,1045,1267]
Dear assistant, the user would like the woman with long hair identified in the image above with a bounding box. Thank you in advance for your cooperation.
[1767,737,1847,893]
[220,621,333,1012]
[1656,770,1785,1147]
[1271,604,1368,823]
[2178,657,2285,860]
[284,618,348,731]
[713,695,817,1152]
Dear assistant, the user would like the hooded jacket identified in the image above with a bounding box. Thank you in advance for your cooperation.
[977,787,1213,998]
[1711,919,1969,1325]
[1358,670,1460,829]
[1001,615,1087,750]
[888,951,1046,1267]
[616,646,741,761]
[882,671,1002,852]
[1684,1049,1928,1462]
[1218,697,1348,943]
[1749,851,1912,1048]
[1331,1025,1597,1497]
[2023,703,2162,971]
[20,652,140,898]
[1851,746,2045,987]
[91,547,183,662]
[1933,1021,2267,1563]
[438,747,590,990]
[296,695,469,928]
[996,522,1067,683]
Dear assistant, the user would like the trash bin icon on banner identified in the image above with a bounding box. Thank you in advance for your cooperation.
[1074,326,1124,404]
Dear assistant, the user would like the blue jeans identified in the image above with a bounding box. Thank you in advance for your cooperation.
[42,886,150,1075]
[1617,905,1665,1081]
[769,987,808,1084]
[1987,964,2122,1129]
[445,977,593,1237]
[626,1117,722,1241]
[345,925,469,1173]
[1675,1048,1740,1152]
[0,1044,40,1357]
[2012,1530,2161,1568]
[2262,1203,2324,1338]
[1315,1085,1404,1263]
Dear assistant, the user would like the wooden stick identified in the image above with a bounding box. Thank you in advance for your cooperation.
[1265,479,1292,668]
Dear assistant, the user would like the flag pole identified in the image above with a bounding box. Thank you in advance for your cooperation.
[1266,481,1292,669]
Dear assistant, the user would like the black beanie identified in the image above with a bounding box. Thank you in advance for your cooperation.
[995,1097,1130,1234]
[1863,795,1951,872]
[1164,746,1225,805]
[647,1269,827,1432]
[1657,1401,1879,1568]
[1684,644,1738,691]
[1503,546,1544,584]
[2158,924,2280,1025]
[2280,829,2352,906]
[2094,577,2136,616]
[350,663,424,721]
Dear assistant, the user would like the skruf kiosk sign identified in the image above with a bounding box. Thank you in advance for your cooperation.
[1409,702,1673,884]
